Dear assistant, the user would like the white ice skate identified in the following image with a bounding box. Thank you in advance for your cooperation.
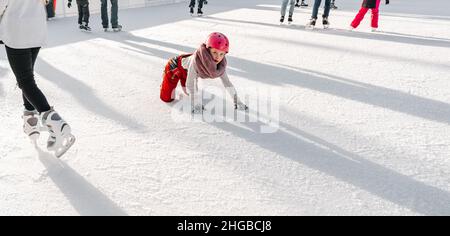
[23,110,40,141]
[41,109,76,158]
[113,25,122,32]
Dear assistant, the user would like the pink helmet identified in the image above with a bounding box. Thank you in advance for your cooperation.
[205,32,229,53]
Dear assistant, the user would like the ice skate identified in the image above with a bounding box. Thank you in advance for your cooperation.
[197,8,203,17]
[322,17,330,29]
[80,23,92,32]
[306,18,316,29]
[113,25,122,32]
[288,15,293,25]
[41,109,76,158]
[23,109,40,141]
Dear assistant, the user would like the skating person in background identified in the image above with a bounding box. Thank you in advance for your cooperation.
[306,0,331,29]
[280,0,296,24]
[45,0,56,20]
[0,0,75,157]
[189,0,206,16]
[160,32,248,114]
[331,0,338,9]
[295,0,308,7]
[101,0,122,32]
[67,0,91,32]
[350,0,390,32]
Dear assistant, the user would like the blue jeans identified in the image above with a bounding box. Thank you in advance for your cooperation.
[312,0,331,19]
[101,0,119,28]
[281,0,295,17]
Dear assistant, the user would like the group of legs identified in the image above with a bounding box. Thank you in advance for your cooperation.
[280,0,335,27]
[281,0,384,31]
[189,0,208,16]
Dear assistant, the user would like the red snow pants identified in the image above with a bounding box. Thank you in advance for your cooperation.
[160,55,189,103]
[351,0,381,29]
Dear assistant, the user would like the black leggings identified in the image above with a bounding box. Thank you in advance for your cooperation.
[5,46,51,113]
[77,0,90,25]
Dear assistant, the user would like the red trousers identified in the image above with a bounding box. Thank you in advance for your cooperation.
[351,0,381,29]
[160,56,188,103]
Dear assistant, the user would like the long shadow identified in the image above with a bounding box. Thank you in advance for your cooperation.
[36,147,128,216]
[115,35,450,125]
[246,33,450,71]
[208,118,450,215]
[380,30,450,42]
[199,16,450,49]
[35,59,148,131]
[381,12,450,22]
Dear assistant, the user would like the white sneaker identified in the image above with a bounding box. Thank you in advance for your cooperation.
[371,27,378,32]
[41,108,76,158]
[23,109,40,140]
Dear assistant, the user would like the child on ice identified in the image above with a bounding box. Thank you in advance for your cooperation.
[67,0,91,31]
[350,0,390,32]
[160,32,248,114]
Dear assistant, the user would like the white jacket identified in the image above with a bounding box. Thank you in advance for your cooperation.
[0,0,47,49]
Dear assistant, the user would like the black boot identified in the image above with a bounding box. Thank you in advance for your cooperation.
[288,15,293,24]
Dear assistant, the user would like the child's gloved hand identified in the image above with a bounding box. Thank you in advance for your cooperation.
[386,0,389,4]
[67,1,72,8]
[192,104,205,114]
[204,0,208,5]
[235,101,249,111]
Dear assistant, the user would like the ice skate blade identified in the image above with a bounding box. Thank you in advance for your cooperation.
[55,135,76,158]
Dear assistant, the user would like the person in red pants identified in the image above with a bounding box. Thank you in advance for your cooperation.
[350,0,389,32]
[160,32,248,114]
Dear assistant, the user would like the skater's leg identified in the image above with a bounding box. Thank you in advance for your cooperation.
[323,0,331,18]
[281,0,289,17]
[82,0,90,26]
[371,0,381,28]
[160,60,181,103]
[189,0,196,8]
[110,0,119,28]
[5,46,51,113]
[22,46,41,111]
[351,6,369,28]
[101,0,109,28]
[22,95,35,111]
[288,0,296,17]
[312,0,322,19]
[198,0,204,9]
[77,1,83,25]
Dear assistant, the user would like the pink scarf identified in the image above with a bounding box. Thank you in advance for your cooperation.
[194,44,227,79]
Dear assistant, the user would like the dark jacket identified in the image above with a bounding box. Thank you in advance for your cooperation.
[362,0,389,9]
